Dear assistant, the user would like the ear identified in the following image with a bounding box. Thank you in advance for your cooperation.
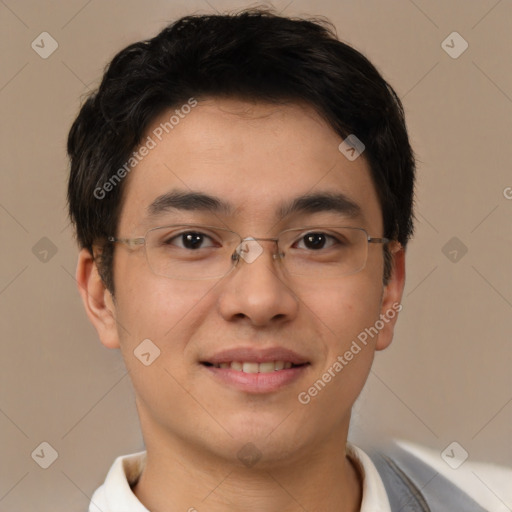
[76,248,120,349]
[375,243,406,351]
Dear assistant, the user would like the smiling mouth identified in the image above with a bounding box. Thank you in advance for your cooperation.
[201,361,309,373]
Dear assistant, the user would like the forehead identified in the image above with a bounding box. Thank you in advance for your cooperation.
[118,98,382,234]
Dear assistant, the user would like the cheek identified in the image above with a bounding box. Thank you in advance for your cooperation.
[296,272,382,348]
[292,275,382,410]
[113,270,214,361]
[112,276,214,426]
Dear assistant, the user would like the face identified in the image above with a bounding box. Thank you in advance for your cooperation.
[80,98,404,468]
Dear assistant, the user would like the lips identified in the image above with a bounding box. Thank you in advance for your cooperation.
[200,347,311,393]
[203,346,309,364]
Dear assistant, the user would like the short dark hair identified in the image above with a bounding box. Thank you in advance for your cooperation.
[67,7,415,293]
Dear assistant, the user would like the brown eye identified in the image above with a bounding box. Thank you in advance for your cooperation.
[165,231,216,250]
[303,233,327,249]
[295,232,338,250]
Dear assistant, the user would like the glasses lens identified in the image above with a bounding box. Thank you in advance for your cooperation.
[279,227,368,277]
[145,225,239,279]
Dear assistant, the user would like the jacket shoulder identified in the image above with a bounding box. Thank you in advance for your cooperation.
[369,445,487,512]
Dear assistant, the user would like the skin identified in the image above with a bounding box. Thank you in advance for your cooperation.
[77,98,405,512]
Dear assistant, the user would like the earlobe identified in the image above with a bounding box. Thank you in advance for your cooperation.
[375,244,406,351]
[76,248,120,349]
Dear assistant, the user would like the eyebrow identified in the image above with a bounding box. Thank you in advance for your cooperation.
[146,189,362,221]
[277,192,362,220]
[147,190,233,217]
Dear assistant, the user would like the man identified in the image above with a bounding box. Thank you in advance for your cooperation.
[67,8,490,511]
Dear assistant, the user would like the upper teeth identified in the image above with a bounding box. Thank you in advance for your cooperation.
[214,361,294,373]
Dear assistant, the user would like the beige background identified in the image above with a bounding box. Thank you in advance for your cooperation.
[1,0,511,510]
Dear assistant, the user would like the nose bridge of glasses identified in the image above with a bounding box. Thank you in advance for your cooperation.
[233,235,283,264]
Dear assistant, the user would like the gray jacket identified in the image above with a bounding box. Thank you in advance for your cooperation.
[371,446,487,511]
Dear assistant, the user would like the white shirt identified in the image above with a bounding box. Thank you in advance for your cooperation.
[89,444,391,512]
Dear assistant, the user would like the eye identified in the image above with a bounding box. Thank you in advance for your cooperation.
[166,231,217,250]
[294,232,339,250]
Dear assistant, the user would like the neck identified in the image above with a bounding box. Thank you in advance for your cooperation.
[132,423,362,512]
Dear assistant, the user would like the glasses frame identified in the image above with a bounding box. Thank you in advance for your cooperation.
[108,224,391,280]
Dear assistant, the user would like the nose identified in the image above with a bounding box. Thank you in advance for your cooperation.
[217,238,299,327]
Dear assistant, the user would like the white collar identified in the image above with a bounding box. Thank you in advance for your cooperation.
[89,451,149,512]
[348,444,392,512]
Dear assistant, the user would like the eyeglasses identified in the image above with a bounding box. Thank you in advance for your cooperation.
[108,224,390,280]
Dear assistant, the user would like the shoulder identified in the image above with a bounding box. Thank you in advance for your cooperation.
[365,440,512,512]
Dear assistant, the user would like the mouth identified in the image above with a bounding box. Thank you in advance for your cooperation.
[201,361,307,372]
[200,348,311,393]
